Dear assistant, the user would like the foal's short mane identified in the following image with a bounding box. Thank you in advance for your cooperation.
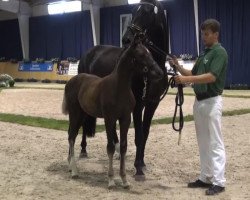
[114,44,136,70]
[115,47,127,67]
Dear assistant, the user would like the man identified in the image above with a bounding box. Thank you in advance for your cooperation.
[169,19,228,195]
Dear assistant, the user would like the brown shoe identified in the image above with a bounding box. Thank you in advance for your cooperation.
[188,179,212,188]
[205,185,225,195]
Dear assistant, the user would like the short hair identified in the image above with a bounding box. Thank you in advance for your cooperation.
[200,19,220,33]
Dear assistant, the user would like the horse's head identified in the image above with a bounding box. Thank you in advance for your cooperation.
[129,34,163,80]
[122,0,164,47]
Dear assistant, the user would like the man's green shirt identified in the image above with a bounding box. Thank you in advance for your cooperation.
[191,43,228,96]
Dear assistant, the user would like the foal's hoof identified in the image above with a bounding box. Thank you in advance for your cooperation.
[114,154,120,160]
[123,182,130,189]
[79,152,88,159]
[134,174,146,182]
[71,174,79,179]
[108,180,116,189]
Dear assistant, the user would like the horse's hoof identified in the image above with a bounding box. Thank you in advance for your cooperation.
[115,143,120,154]
[108,181,116,189]
[123,182,130,189]
[115,154,120,160]
[71,174,79,179]
[134,174,146,182]
[79,152,88,159]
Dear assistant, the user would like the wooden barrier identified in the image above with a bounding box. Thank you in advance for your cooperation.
[0,62,73,81]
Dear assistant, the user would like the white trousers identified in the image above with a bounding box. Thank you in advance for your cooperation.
[193,96,226,187]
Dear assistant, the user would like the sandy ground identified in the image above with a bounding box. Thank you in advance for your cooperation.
[0,86,250,199]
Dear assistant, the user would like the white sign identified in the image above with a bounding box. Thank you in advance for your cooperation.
[68,61,79,76]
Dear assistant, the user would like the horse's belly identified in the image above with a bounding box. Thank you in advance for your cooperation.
[84,107,103,118]
[79,97,103,118]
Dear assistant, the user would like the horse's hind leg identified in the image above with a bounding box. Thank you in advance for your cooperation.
[68,114,82,178]
[105,119,116,189]
[119,116,131,189]
[80,115,97,158]
[79,130,87,158]
[112,124,120,158]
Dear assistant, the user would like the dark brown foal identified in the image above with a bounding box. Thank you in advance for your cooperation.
[62,36,163,189]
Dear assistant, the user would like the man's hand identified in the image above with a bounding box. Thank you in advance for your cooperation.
[169,55,179,68]
[174,75,186,84]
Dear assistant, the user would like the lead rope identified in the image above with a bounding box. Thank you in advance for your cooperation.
[157,67,184,145]
[142,69,184,145]
[171,66,184,145]
[142,40,185,144]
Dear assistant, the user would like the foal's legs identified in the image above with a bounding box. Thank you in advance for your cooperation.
[80,131,87,158]
[68,113,82,178]
[105,119,117,189]
[79,116,120,159]
[119,115,131,189]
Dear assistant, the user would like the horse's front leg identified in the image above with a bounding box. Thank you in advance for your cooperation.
[119,115,131,189]
[105,118,116,189]
[132,100,145,181]
[141,101,159,170]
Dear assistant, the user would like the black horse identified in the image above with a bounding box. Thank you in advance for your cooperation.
[78,0,169,181]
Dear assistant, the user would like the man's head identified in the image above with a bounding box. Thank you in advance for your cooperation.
[200,19,220,48]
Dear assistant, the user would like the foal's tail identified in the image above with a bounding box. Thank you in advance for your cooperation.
[62,92,69,115]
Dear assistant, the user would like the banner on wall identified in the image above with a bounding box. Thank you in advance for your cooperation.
[18,62,53,72]
[56,61,78,76]
[68,61,79,76]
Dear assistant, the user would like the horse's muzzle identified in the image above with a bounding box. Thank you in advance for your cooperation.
[150,63,164,81]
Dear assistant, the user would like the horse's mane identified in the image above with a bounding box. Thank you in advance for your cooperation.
[114,46,129,70]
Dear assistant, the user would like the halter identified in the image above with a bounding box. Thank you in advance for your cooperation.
[127,24,145,35]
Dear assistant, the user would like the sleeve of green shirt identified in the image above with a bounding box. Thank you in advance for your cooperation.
[209,49,228,79]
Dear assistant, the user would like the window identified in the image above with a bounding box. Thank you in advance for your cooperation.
[120,14,132,47]
[128,0,140,4]
[48,1,81,15]
[128,0,164,4]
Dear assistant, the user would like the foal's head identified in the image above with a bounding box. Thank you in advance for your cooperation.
[128,35,163,80]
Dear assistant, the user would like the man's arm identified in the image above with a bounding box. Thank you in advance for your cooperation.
[168,56,192,76]
[174,72,216,84]
[175,64,193,76]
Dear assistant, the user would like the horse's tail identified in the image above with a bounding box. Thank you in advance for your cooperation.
[62,91,69,115]
[84,116,97,137]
